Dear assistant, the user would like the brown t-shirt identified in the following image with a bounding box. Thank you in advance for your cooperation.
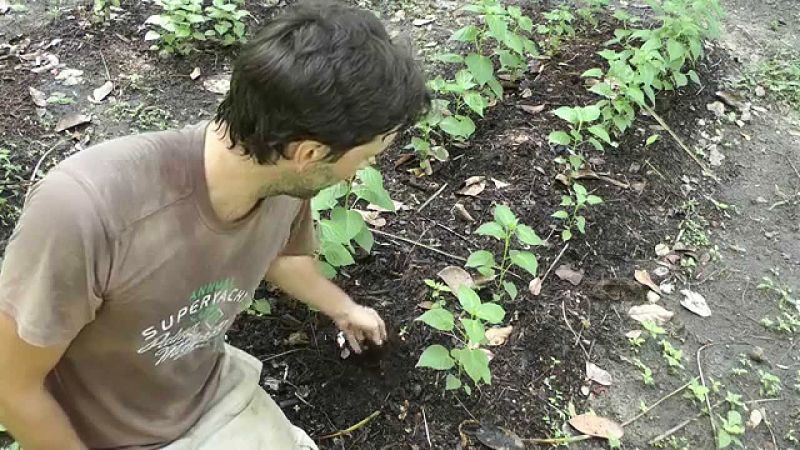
[0,122,316,449]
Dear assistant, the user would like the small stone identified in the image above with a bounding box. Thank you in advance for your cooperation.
[748,347,766,363]
[754,197,768,204]
[755,86,766,97]
[707,101,726,117]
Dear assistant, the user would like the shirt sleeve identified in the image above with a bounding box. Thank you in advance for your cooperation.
[279,200,318,257]
[0,170,110,347]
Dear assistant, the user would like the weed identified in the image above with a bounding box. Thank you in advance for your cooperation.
[466,204,545,300]
[551,182,603,241]
[144,0,249,56]
[660,339,684,371]
[717,410,745,448]
[46,92,75,105]
[537,6,576,54]
[686,377,709,403]
[632,357,654,386]
[725,392,744,408]
[245,298,271,317]
[642,320,666,338]
[758,274,800,333]
[108,103,176,132]
[758,369,782,397]
[92,0,120,23]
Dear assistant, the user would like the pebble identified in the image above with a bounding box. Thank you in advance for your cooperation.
[748,346,766,363]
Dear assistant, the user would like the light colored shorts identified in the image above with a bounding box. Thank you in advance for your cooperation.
[162,344,318,450]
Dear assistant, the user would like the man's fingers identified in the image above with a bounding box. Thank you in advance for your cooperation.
[346,332,362,354]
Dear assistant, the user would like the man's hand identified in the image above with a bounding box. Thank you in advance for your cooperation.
[266,255,388,353]
[331,304,387,353]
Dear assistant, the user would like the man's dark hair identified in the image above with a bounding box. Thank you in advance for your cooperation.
[215,0,430,164]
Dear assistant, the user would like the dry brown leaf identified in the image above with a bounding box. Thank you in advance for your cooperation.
[437,266,474,293]
[680,289,711,317]
[492,178,510,189]
[628,304,674,325]
[203,75,230,94]
[417,301,434,310]
[91,81,114,102]
[555,265,584,286]
[190,67,202,80]
[634,269,662,294]
[475,424,524,450]
[458,176,486,196]
[625,330,643,339]
[518,104,545,115]
[354,210,387,227]
[28,86,47,107]
[55,113,91,132]
[528,277,543,296]
[486,326,513,346]
[568,414,624,440]
[747,409,763,429]
[285,331,309,346]
[453,203,475,222]
[586,362,613,386]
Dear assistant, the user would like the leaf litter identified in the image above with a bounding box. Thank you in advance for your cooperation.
[628,304,674,325]
[555,265,584,286]
[485,325,513,346]
[680,289,711,317]
[586,362,613,386]
[568,414,624,440]
[458,176,486,196]
[437,266,474,293]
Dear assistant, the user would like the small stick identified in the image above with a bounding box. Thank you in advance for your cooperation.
[319,410,381,439]
[786,154,800,182]
[258,348,303,362]
[650,400,724,445]
[541,243,570,282]
[99,48,112,82]
[422,406,432,448]
[697,343,718,441]
[643,105,719,183]
[370,228,467,263]
[524,435,591,445]
[621,381,692,427]
[417,183,447,213]
[29,139,67,184]
[561,299,589,359]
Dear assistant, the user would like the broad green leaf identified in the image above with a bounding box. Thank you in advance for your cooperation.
[462,91,487,117]
[486,15,508,41]
[718,430,732,449]
[455,70,476,90]
[561,195,575,206]
[251,298,271,315]
[445,374,462,390]
[466,250,495,269]
[667,39,686,62]
[476,303,505,324]
[192,31,207,41]
[411,136,431,154]
[562,228,573,241]
[493,205,516,228]
[689,39,703,60]
[626,86,645,106]
[353,227,374,252]
[587,195,603,205]
[548,131,571,146]
[488,78,504,98]
[553,106,578,124]
[433,53,464,63]
[453,348,491,384]
[503,33,524,55]
[438,115,476,139]
[510,250,538,276]
[321,241,354,267]
[417,345,455,370]
[507,5,522,18]
[646,134,660,146]
[357,166,385,192]
[430,146,449,161]
[581,68,604,78]
[573,183,588,202]
[465,54,495,86]
[457,286,482,316]
[187,13,206,23]
[463,384,472,395]
[475,222,506,240]
[643,85,656,106]
[588,138,604,151]
[498,50,523,70]
[461,318,486,345]
[331,207,364,241]
[319,261,337,279]
[589,82,615,98]
[516,224,545,246]
[674,71,688,88]
[587,125,612,144]
[502,281,518,300]
[577,104,601,123]
[311,183,347,213]
[417,308,455,331]
[576,216,586,234]
[688,70,701,85]
[552,210,569,219]
[477,266,496,278]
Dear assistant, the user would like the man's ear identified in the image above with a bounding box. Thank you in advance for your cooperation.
[285,140,331,170]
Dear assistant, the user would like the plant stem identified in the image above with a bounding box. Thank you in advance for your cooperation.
[498,232,512,287]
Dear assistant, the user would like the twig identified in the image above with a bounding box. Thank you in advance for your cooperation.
[98,48,112,82]
[370,228,467,262]
[697,343,717,441]
[318,410,381,439]
[621,381,692,427]
[524,435,591,445]
[29,139,67,185]
[643,105,719,183]
[786,154,800,182]
[561,299,589,359]
[542,243,569,282]
[644,160,667,181]
[417,183,447,213]
[258,348,304,362]
[422,406,432,448]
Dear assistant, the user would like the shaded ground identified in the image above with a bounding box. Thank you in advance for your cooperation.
[1,0,799,449]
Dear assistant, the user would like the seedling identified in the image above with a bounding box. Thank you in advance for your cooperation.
[92,0,120,22]
[686,377,709,403]
[724,392,744,408]
[416,285,506,394]
[717,410,745,449]
[245,298,271,317]
[758,274,800,333]
[552,183,603,241]
[144,0,249,56]
[466,204,545,300]
[537,7,576,54]
[632,358,654,386]
[660,339,684,371]
[758,370,781,397]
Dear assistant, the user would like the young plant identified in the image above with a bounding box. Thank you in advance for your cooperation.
[632,358,654,386]
[660,339,684,371]
[466,204,545,300]
[537,7,576,54]
[92,0,120,23]
[245,297,272,317]
[144,0,249,56]
[575,0,609,28]
[548,103,613,153]
[552,182,603,241]
[758,370,782,397]
[686,377,709,403]
[717,410,745,449]
[416,285,506,394]
[311,166,394,278]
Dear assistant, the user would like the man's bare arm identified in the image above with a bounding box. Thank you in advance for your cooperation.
[0,312,86,450]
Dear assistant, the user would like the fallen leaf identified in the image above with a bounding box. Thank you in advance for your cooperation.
[355,210,386,227]
[458,176,486,196]
[652,266,670,279]
[625,330,643,339]
[521,88,532,98]
[285,331,309,346]
[634,269,662,294]
[367,200,409,212]
[647,291,661,303]
[475,424,525,450]
[628,304,674,325]
[590,279,646,301]
[555,173,571,186]
[55,113,91,132]
[528,277,542,296]
[706,101,726,117]
[203,75,231,94]
[55,68,84,86]
[747,409,763,429]
[91,80,114,102]
[412,18,434,26]
[453,203,475,222]
[486,326,513,346]
[393,153,415,168]
[655,243,671,256]
[586,362,613,386]
[417,301,434,310]
[715,91,749,111]
[556,265,584,286]
[568,414,624,440]
[708,146,725,166]
[190,67,202,80]
[492,178,510,189]
[659,282,675,294]
[680,289,711,317]
[437,266,474,293]
[28,86,47,107]
[518,104,545,115]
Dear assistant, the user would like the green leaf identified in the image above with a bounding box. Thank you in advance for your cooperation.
[451,25,480,42]
[438,115,476,139]
[516,224,545,246]
[510,250,538,276]
[475,222,506,240]
[581,68,603,78]
[573,183,588,202]
[463,384,472,395]
[251,298,272,315]
[576,216,586,234]
[577,104,601,123]
[445,374,462,390]
[486,15,508,41]
[477,266,496,278]
[192,31,207,41]
[562,228,573,241]
[718,430,732,449]
[321,241,354,267]
[353,227,374,252]
[627,86,645,106]
[462,91,487,117]
[493,205,516,229]
[548,131,572,146]
[187,13,206,23]
[587,125,612,144]
[646,134,660,146]
[488,78,504,98]
[586,195,603,205]
[674,71,688,88]
[417,308,455,332]
[319,261,337,279]
[667,39,686,62]
[589,82,615,98]
[457,286,482,316]
[588,138,604,151]
[552,210,569,219]
[453,348,491,384]
[0,423,5,432]
[417,345,455,370]
[461,318,486,345]
[688,70,701,85]
[476,303,505,324]
[502,281,518,300]
[455,70,476,90]
[561,195,575,206]
[553,106,578,124]
[466,250,495,269]
[503,33,524,55]
[411,137,431,154]
[430,146,449,162]
[433,53,465,63]
[331,207,365,241]
[465,54,495,86]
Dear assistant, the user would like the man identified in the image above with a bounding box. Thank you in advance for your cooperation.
[0,1,429,448]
